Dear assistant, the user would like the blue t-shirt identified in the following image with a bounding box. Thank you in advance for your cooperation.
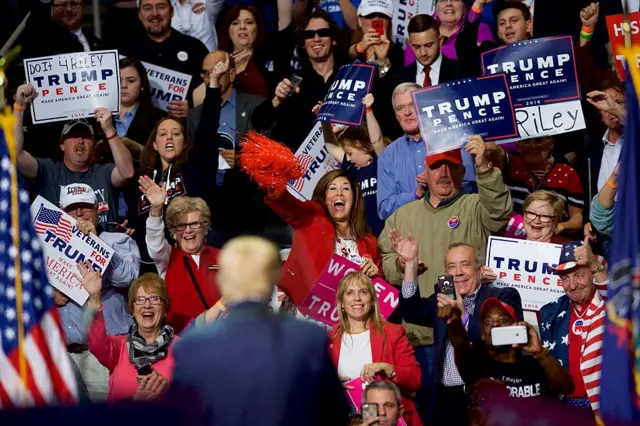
[341,153,384,237]
[317,0,362,29]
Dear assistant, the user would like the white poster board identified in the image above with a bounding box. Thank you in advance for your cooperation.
[30,196,114,306]
[287,122,340,201]
[141,61,193,112]
[486,236,564,311]
[24,50,120,124]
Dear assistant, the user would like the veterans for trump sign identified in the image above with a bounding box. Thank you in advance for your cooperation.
[24,50,120,124]
[482,37,585,139]
[316,61,376,127]
[486,237,564,311]
[298,254,399,326]
[411,75,518,155]
[287,122,340,201]
[141,61,192,112]
[30,196,114,306]
[605,12,640,80]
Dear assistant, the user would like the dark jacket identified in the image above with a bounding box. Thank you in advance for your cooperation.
[125,103,166,146]
[400,282,523,424]
[168,301,351,426]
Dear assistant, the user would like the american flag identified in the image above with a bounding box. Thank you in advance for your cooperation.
[0,120,79,406]
[34,206,72,243]
[289,155,314,192]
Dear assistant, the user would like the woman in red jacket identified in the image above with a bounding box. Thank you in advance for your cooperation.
[265,169,383,306]
[329,271,422,426]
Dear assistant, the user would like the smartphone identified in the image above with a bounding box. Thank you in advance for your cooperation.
[361,403,378,420]
[289,74,303,96]
[491,325,528,346]
[137,364,153,376]
[438,274,456,300]
[372,19,385,36]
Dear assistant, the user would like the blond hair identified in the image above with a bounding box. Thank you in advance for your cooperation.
[523,190,564,224]
[218,236,281,303]
[165,196,211,235]
[127,273,170,314]
[332,272,385,342]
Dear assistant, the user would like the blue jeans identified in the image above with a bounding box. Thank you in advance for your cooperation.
[413,345,434,424]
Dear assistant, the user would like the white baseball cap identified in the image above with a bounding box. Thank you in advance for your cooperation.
[59,184,97,209]
[357,0,393,18]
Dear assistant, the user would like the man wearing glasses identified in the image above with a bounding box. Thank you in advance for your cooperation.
[55,183,141,402]
[51,0,105,52]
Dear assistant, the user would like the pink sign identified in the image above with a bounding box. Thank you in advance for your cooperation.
[298,254,399,326]
[503,212,527,240]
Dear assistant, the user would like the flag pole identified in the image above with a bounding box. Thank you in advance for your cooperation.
[0,106,28,401]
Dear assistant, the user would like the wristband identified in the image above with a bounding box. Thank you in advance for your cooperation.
[471,4,483,14]
[415,191,422,200]
[106,133,117,141]
[580,31,593,40]
[13,103,26,112]
[581,25,594,34]
[366,107,373,114]
[606,179,617,189]
[356,42,365,55]
[216,300,227,312]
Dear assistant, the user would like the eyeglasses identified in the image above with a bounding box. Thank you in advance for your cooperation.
[436,0,463,3]
[65,207,95,217]
[523,210,555,224]
[52,1,83,9]
[303,28,332,40]
[134,296,163,305]
[484,317,513,327]
[174,221,206,232]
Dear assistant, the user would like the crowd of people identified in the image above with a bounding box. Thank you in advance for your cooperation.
[1,0,635,424]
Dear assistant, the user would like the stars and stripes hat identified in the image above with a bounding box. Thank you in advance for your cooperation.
[480,297,518,322]
[551,241,584,273]
[60,118,94,141]
[59,183,97,209]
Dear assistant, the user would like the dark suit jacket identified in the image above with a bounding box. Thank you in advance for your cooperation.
[169,302,350,426]
[400,282,523,423]
[125,103,166,146]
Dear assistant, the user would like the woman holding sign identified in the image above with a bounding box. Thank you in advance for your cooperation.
[329,271,422,426]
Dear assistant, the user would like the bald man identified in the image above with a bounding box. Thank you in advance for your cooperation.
[169,236,350,426]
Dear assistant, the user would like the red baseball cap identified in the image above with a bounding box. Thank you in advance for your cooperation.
[480,297,518,322]
[425,150,462,168]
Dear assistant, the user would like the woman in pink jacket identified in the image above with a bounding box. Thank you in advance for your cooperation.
[81,263,177,402]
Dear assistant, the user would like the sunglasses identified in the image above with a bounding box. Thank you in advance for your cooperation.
[303,28,332,40]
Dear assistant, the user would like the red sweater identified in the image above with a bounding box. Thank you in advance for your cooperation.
[266,191,383,306]
[328,322,423,426]
[165,246,221,333]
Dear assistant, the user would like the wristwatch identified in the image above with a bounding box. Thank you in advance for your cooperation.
[591,263,605,274]
[476,161,493,173]
[389,366,396,378]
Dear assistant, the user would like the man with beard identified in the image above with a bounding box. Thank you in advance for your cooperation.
[251,9,345,151]
[50,0,106,52]
[13,83,135,225]
[120,0,209,118]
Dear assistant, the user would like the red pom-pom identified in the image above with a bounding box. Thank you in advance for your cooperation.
[238,131,303,196]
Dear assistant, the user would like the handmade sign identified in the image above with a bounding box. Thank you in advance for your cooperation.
[287,122,340,201]
[316,61,376,127]
[24,50,120,124]
[298,254,399,326]
[482,36,585,139]
[141,61,192,111]
[412,74,518,155]
[605,12,640,81]
[486,236,564,310]
[30,196,114,306]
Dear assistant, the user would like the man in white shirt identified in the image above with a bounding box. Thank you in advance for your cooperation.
[595,81,625,192]
[170,0,224,51]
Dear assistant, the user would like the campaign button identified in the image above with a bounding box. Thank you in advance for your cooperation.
[571,319,583,336]
[177,51,189,62]
[448,216,459,229]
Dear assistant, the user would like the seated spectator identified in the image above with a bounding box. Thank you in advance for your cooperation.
[493,0,532,45]
[116,57,166,146]
[361,381,409,426]
[393,237,523,426]
[51,0,106,52]
[13,84,135,226]
[251,9,346,151]
[487,137,585,237]
[247,168,382,306]
[143,192,221,333]
[377,83,477,221]
[53,183,140,402]
[329,272,422,426]
[84,272,176,401]
[170,0,222,51]
[320,94,386,236]
[440,296,574,399]
[215,0,293,98]
[124,57,223,265]
[540,240,608,417]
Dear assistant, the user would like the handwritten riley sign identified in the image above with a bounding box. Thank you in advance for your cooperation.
[481,36,585,139]
[30,196,114,306]
[298,254,399,326]
[486,236,564,311]
[24,50,120,124]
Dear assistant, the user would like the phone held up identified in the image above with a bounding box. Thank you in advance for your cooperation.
[491,325,528,346]
[438,274,456,300]
[289,74,303,96]
[361,403,378,421]
[372,19,385,36]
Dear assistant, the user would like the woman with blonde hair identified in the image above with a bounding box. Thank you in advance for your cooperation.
[327,271,422,426]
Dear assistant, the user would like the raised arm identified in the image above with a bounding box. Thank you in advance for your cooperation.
[264,189,319,230]
[277,0,293,30]
[320,121,345,162]
[140,176,172,278]
[339,0,358,31]
[579,3,599,48]
[362,94,385,156]
[13,84,39,179]
[94,108,135,187]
